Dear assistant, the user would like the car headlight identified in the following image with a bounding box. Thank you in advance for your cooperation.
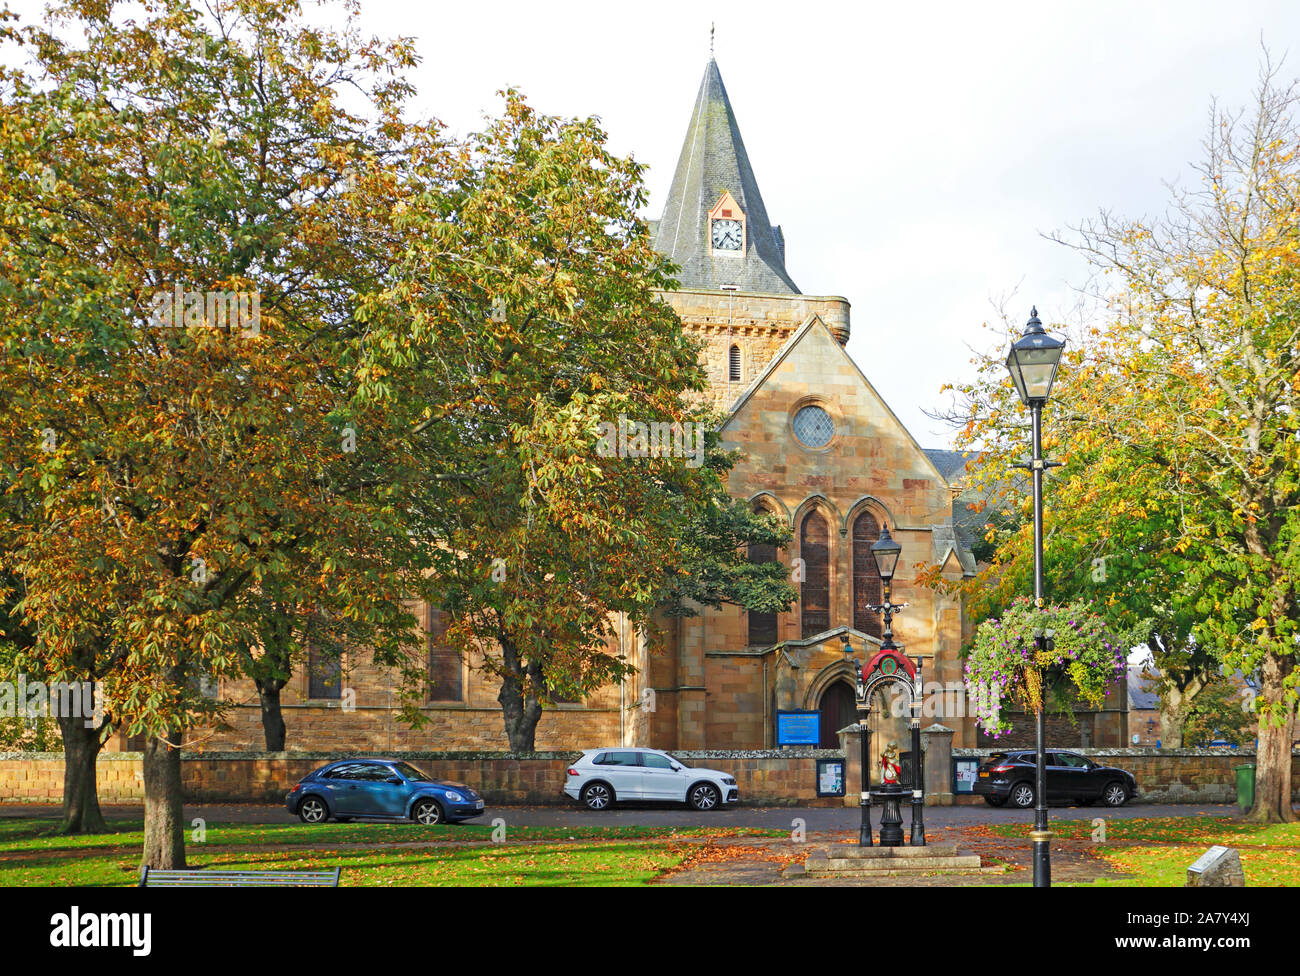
[723,777,736,786]
[443,790,465,801]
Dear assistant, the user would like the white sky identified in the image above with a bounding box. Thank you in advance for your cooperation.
[11,0,1300,445]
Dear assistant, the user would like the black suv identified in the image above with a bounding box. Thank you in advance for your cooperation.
[973,750,1137,808]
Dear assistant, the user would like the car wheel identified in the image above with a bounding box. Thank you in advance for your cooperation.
[580,782,614,811]
[688,782,720,812]
[412,798,444,825]
[1102,782,1128,807]
[983,796,1006,807]
[298,796,329,824]
[1010,782,1035,808]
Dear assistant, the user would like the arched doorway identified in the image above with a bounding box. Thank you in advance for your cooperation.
[818,681,857,749]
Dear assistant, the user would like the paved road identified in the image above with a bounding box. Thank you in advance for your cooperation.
[1,801,1239,830]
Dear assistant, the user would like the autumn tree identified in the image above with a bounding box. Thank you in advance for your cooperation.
[1,3,792,878]
[0,0,437,863]
[395,97,795,751]
[1176,673,1255,748]
[943,60,1300,822]
[939,425,1216,747]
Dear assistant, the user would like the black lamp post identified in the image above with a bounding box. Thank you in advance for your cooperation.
[1006,306,1065,888]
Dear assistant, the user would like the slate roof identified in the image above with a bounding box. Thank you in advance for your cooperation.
[932,520,978,577]
[924,447,989,555]
[923,449,976,485]
[653,58,800,295]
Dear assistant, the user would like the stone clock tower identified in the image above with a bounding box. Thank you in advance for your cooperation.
[643,57,978,754]
[648,57,852,411]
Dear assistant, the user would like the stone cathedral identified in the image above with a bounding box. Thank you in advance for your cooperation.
[639,57,977,753]
[177,57,980,757]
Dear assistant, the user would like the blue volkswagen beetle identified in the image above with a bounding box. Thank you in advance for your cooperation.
[286,759,486,825]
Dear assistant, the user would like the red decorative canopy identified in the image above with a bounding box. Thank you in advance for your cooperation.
[865,648,916,683]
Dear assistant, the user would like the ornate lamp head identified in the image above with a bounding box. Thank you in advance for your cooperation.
[1005,306,1066,406]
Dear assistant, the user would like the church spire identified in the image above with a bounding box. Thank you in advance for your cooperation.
[653,58,800,295]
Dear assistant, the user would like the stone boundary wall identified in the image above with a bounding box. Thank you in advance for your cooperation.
[953,747,1300,804]
[0,749,845,807]
[2,748,1295,807]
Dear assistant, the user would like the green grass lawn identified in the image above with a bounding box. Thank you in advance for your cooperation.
[985,815,1300,846]
[0,818,782,887]
[984,816,1300,886]
[0,817,774,852]
[1080,844,1300,886]
[2,841,692,887]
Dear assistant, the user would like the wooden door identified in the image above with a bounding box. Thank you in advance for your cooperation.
[819,682,858,749]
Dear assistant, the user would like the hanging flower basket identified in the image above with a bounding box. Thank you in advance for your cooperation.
[964,596,1127,738]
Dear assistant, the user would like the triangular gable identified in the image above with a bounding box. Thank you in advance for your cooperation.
[708,190,744,221]
[936,545,974,578]
[721,316,951,487]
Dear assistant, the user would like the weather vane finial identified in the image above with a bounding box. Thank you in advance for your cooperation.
[710,22,715,58]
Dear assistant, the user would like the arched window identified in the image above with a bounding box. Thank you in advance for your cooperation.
[852,511,884,638]
[747,510,778,645]
[800,510,830,638]
[426,606,463,702]
[307,644,342,699]
[728,344,742,382]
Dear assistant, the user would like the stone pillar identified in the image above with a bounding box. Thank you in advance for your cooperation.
[838,724,864,809]
[922,723,955,806]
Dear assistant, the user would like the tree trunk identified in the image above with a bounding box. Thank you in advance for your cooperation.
[1158,699,1184,749]
[1246,652,1297,824]
[56,712,107,834]
[141,729,186,868]
[497,637,543,752]
[1155,664,1207,749]
[257,679,287,751]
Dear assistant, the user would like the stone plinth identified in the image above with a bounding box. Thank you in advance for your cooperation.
[805,843,991,877]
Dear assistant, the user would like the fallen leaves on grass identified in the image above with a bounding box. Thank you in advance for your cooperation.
[672,840,804,872]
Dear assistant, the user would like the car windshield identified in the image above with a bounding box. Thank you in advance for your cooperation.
[390,761,432,782]
[662,753,690,769]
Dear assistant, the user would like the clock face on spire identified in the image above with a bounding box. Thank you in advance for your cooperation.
[711,218,743,250]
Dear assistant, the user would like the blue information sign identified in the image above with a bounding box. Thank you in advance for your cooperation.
[776,710,820,746]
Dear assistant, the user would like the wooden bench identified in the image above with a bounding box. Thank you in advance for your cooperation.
[138,866,341,887]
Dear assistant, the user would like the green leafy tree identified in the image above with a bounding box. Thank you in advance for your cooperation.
[1178,674,1255,748]
[940,61,1300,821]
[355,91,798,751]
[0,0,436,863]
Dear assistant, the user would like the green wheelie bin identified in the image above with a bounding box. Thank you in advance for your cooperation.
[1234,762,1256,811]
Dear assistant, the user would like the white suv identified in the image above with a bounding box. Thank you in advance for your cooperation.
[564,748,740,811]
